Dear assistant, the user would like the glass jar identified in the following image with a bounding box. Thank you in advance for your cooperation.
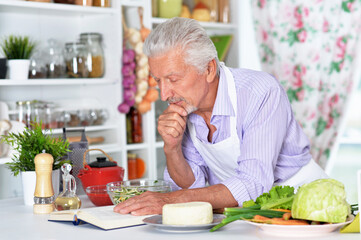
[29,51,46,79]
[32,102,45,129]
[44,103,58,129]
[127,153,137,180]
[93,0,110,7]
[57,111,70,128]
[46,39,66,78]
[75,0,92,6]
[79,33,105,78]
[16,101,25,124]
[64,42,89,78]
[158,0,182,18]
[25,100,33,128]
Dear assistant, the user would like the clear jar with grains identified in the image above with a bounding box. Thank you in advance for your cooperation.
[46,39,66,78]
[79,33,105,78]
[44,103,58,129]
[64,42,89,78]
[93,0,110,7]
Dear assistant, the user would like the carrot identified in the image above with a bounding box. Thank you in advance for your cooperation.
[268,218,309,225]
[282,212,292,221]
[253,215,272,221]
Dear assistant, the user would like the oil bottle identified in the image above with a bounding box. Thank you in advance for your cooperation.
[55,163,81,211]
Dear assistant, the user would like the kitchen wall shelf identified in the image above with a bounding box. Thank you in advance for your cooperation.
[0,0,118,15]
[151,17,238,30]
[0,79,118,86]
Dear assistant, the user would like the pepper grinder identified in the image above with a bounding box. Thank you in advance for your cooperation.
[33,152,55,214]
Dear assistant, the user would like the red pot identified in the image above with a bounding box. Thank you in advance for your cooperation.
[78,149,124,192]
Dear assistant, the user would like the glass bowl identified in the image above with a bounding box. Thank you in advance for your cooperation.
[85,185,113,206]
[106,180,171,205]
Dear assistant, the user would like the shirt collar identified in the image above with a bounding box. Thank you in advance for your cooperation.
[188,66,234,124]
[212,66,235,117]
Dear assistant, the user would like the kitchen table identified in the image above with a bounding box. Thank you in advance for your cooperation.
[0,196,359,240]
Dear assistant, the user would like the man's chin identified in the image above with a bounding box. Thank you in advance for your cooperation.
[185,105,198,114]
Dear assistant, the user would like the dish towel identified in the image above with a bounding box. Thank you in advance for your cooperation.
[340,213,359,233]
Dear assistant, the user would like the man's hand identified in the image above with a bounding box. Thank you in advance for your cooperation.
[157,104,188,150]
[113,191,183,216]
[113,185,238,216]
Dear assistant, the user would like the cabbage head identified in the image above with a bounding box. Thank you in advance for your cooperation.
[291,179,350,223]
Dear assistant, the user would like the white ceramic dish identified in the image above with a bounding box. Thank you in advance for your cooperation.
[143,214,225,233]
[242,214,354,237]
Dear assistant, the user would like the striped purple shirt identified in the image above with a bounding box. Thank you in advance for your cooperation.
[164,67,311,205]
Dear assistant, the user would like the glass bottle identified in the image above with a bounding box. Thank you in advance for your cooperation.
[130,107,143,143]
[127,153,137,180]
[55,163,81,211]
[32,102,45,129]
[64,42,89,78]
[45,39,66,78]
[79,33,105,78]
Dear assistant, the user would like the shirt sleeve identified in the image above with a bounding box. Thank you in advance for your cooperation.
[221,82,290,206]
[163,128,210,191]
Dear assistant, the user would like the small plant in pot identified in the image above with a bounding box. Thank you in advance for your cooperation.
[0,35,36,80]
[0,122,70,205]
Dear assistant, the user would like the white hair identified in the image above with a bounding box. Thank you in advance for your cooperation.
[143,17,220,75]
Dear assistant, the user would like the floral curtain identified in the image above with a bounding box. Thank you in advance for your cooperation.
[251,0,361,168]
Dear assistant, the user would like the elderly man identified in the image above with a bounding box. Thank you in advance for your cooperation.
[114,17,327,215]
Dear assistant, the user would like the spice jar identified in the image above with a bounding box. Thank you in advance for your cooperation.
[45,39,66,78]
[93,0,110,7]
[64,42,89,78]
[79,33,105,78]
[57,111,70,128]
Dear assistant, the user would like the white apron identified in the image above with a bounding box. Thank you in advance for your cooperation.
[188,64,328,188]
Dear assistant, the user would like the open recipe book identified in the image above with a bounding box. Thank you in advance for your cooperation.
[49,205,152,230]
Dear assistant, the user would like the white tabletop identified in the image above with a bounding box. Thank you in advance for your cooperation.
[0,196,359,240]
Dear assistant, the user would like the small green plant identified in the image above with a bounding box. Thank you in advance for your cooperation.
[1,122,70,176]
[0,35,36,60]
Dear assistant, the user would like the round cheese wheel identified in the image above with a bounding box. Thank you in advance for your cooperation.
[162,202,213,225]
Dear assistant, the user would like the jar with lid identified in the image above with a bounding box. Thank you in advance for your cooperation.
[44,103,58,129]
[45,39,66,78]
[79,33,104,78]
[75,0,92,6]
[32,102,45,129]
[57,111,70,128]
[16,101,25,124]
[64,42,89,78]
[29,51,46,79]
[25,100,33,128]
[93,0,110,7]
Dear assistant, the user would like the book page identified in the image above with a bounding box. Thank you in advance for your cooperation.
[49,209,78,221]
[77,205,153,230]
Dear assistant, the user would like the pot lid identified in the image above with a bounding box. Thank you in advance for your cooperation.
[88,157,117,168]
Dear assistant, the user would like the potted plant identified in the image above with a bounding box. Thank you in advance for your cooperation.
[0,35,36,80]
[0,122,70,205]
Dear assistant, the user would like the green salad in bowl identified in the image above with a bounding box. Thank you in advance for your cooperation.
[106,180,171,204]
